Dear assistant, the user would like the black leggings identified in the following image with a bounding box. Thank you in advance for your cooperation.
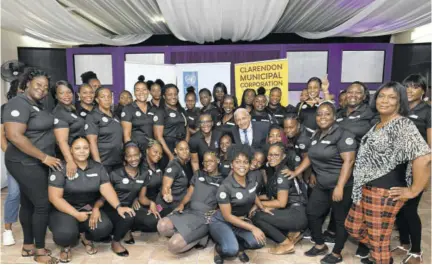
[49,209,112,247]
[102,205,134,242]
[395,192,423,253]
[252,205,308,243]
[307,185,352,255]
[133,205,175,232]
[5,161,50,249]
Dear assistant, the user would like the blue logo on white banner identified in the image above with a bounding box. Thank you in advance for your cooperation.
[183,71,198,96]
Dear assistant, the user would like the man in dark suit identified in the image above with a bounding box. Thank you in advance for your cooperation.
[230,108,269,150]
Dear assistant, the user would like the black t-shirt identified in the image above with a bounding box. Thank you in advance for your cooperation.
[308,125,357,189]
[85,108,123,166]
[336,103,375,145]
[153,105,188,141]
[75,102,93,119]
[189,129,222,168]
[248,169,264,195]
[287,125,313,167]
[219,158,231,179]
[251,110,274,124]
[216,172,258,217]
[185,107,201,130]
[140,160,163,201]
[49,160,109,210]
[266,104,287,127]
[1,104,5,125]
[109,167,147,206]
[156,158,189,205]
[200,104,221,123]
[189,171,224,209]
[296,102,319,131]
[215,115,236,136]
[121,102,156,151]
[52,104,86,145]
[408,102,431,142]
[266,165,307,206]
[3,94,56,165]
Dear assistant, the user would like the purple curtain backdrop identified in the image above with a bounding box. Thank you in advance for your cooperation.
[67,44,393,104]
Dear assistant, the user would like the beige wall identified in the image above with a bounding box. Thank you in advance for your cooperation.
[391,23,432,44]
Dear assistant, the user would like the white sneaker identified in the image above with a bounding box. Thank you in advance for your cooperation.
[3,230,16,246]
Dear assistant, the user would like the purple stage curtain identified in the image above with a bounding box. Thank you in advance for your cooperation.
[170,50,281,94]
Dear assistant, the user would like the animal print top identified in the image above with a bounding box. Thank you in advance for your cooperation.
[352,116,430,203]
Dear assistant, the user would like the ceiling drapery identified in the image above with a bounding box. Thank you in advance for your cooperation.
[1,0,431,45]
[156,0,289,44]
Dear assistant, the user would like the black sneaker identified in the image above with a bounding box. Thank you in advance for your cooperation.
[361,257,393,264]
[323,235,336,245]
[238,252,249,263]
[355,244,369,258]
[303,229,312,239]
[320,253,343,264]
[305,245,329,257]
[323,230,336,239]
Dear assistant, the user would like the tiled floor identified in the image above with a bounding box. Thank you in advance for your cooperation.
[0,189,430,264]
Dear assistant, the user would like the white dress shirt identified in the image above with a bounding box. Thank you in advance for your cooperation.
[239,123,253,146]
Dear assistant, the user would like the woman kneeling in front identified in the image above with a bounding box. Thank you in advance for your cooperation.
[157,151,224,253]
[209,145,272,264]
[252,143,308,255]
[48,137,134,263]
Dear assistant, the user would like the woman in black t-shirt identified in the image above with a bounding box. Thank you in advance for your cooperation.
[218,134,233,178]
[392,75,432,263]
[85,87,123,173]
[48,137,134,263]
[199,88,221,122]
[184,86,200,135]
[286,102,357,264]
[52,80,85,178]
[209,145,271,264]
[216,95,237,134]
[153,84,189,170]
[75,84,95,119]
[121,76,156,155]
[252,143,308,255]
[239,89,256,113]
[4,69,62,264]
[157,151,224,254]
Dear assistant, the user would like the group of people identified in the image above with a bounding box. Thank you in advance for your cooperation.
[1,69,430,264]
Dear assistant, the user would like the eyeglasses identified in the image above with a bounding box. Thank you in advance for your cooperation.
[268,153,282,158]
[200,120,213,125]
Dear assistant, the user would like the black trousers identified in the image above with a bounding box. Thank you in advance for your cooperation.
[133,205,175,232]
[307,185,352,255]
[102,205,134,242]
[395,192,423,253]
[5,161,51,249]
[252,205,308,243]
[49,209,113,247]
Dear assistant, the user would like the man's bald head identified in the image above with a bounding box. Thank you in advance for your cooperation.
[234,108,251,130]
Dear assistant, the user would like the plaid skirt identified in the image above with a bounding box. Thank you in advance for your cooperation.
[345,185,404,264]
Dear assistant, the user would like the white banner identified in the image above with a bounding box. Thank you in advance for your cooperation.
[124,62,176,99]
[124,61,231,106]
[176,62,231,107]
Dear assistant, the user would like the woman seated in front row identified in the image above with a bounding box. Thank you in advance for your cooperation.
[95,141,145,257]
[252,143,308,255]
[157,151,224,253]
[48,137,135,263]
[209,145,272,264]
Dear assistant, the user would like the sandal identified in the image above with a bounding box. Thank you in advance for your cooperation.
[33,253,59,264]
[59,247,72,263]
[81,240,98,255]
[22,248,52,257]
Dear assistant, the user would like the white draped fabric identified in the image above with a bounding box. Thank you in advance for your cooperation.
[156,0,289,44]
[1,0,431,45]
[0,0,160,45]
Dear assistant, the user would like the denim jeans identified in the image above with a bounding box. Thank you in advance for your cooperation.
[209,210,264,257]
[3,170,20,224]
